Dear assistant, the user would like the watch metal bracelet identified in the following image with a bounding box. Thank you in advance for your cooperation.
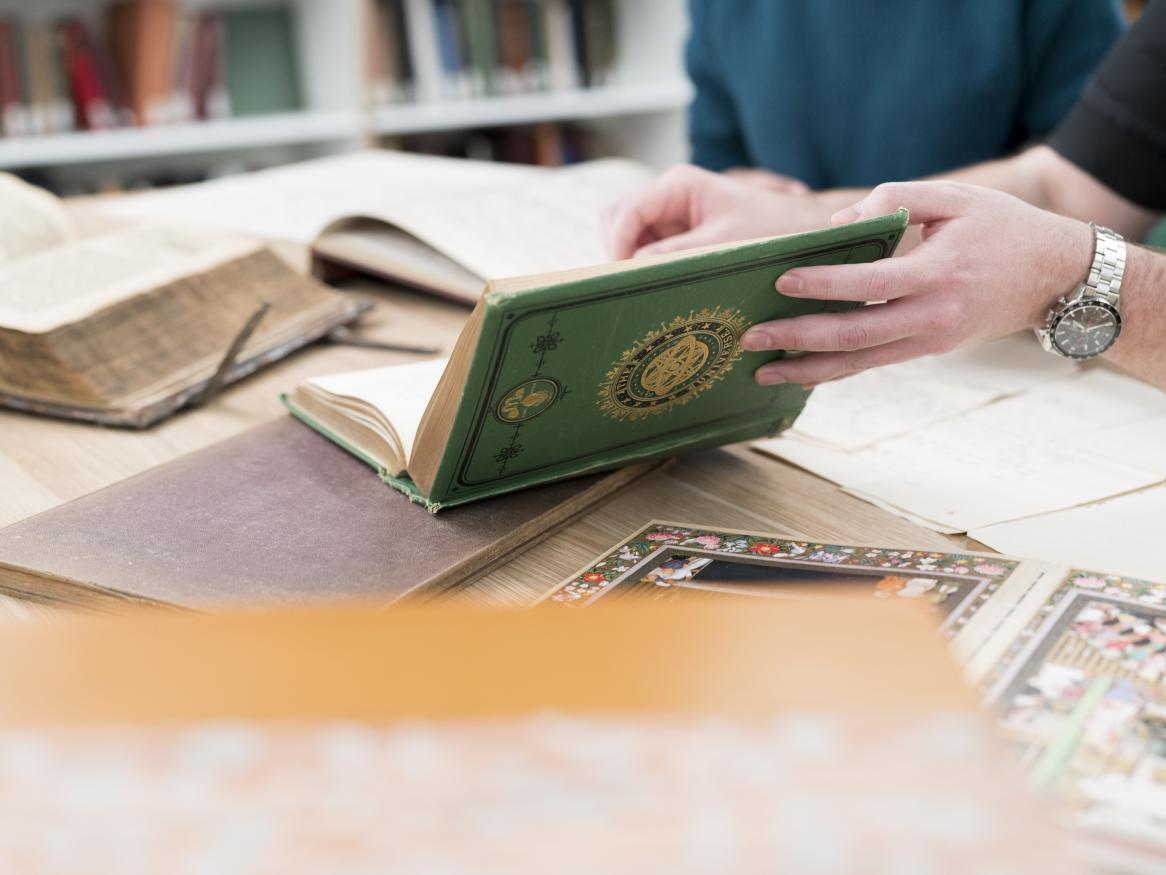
[1080,224,1125,306]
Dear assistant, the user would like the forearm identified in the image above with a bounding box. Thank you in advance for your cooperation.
[1106,243,1166,389]
[932,146,1160,240]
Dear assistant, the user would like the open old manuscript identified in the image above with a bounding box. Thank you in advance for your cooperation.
[546,521,1166,874]
[0,174,362,426]
[99,150,656,303]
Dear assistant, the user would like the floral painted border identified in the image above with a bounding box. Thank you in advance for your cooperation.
[546,521,1019,635]
[981,569,1166,693]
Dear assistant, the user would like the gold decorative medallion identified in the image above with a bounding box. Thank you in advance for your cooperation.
[599,307,749,421]
[495,377,561,424]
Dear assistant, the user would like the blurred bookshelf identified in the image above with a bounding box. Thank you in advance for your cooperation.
[0,0,689,191]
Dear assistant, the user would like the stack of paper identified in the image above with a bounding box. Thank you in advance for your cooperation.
[754,335,1166,578]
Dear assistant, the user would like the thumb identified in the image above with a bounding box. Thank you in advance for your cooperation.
[604,164,715,260]
[832,181,974,227]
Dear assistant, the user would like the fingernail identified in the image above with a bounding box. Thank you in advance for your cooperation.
[756,370,786,386]
[776,273,803,295]
[740,329,771,352]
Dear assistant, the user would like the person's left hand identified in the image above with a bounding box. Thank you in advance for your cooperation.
[744,181,1095,386]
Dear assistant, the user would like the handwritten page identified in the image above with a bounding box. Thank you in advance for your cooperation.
[307,357,448,463]
[758,369,1166,532]
[791,335,1080,450]
[0,173,75,267]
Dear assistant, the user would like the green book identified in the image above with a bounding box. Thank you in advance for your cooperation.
[221,6,302,116]
[284,210,908,511]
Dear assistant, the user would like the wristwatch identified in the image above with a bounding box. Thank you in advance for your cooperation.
[1036,224,1125,360]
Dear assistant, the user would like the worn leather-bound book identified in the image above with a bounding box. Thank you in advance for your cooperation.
[0,418,658,611]
[0,174,364,427]
[284,209,909,510]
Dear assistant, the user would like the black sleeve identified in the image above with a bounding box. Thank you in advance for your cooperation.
[1048,0,1166,212]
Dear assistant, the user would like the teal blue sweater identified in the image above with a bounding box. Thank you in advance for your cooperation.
[687,0,1124,188]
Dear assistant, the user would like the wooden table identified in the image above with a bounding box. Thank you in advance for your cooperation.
[0,272,973,612]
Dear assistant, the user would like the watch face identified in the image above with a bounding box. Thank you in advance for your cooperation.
[1052,300,1121,359]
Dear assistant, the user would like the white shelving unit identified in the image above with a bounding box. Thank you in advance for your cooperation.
[0,0,690,181]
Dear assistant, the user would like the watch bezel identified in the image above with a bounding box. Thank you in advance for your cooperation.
[1048,297,1122,360]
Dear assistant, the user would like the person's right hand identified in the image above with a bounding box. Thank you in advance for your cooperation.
[602,164,828,260]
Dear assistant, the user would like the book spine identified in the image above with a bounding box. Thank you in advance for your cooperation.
[403,0,443,101]
[389,0,416,96]
[432,0,467,97]
[542,0,578,91]
[57,20,117,131]
[0,19,32,137]
[525,0,548,90]
[495,0,533,93]
[566,0,589,88]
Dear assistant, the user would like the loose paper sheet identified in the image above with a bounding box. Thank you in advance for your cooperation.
[757,361,1166,532]
[791,335,1080,451]
[971,484,1166,582]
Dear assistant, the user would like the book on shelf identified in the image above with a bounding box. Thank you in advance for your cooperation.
[284,210,908,510]
[0,0,302,139]
[220,6,301,117]
[0,173,364,427]
[372,0,618,105]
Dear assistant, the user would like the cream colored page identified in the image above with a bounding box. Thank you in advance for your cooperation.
[0,174,75,266]
[307,358,448,461]
[791,335,1080,451]
[759,370,1166,531]
[100,151,545,244]
[375,159,655,279]
[0,225,261,333]
[971,485,1166,583]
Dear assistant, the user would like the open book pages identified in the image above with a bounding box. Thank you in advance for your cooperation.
[543,521,1166,871]
[0,173,76,266]
[0,225,262,334]
[97,150,656,301]
[0,223,364,426]
[97,150,544,243]
[755,338,1166,535]
[289,357,449,477]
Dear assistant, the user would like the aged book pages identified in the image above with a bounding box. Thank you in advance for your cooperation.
[290,357,449,475]
[0,225,364,425]
[0,225,262,333]
[0,173,76,266]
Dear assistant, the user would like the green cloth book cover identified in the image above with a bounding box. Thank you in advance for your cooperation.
[287,210,908,510]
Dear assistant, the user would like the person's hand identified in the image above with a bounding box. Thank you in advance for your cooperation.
[602,164,829,260]
[724,167,811,196]
[743,181,1095,387]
